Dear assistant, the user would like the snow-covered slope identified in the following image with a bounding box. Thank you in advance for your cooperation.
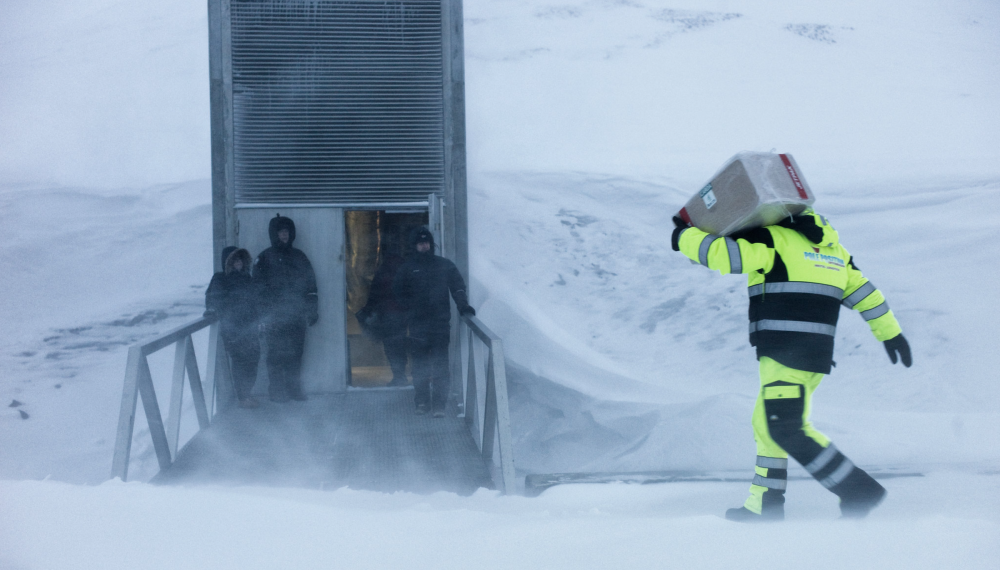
[1,0,999,567]
[471,172,1000,475]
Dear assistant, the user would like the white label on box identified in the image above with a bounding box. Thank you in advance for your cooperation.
[699,184,717,209]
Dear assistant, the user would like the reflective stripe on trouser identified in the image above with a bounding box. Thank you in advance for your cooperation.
[744,357,831,514]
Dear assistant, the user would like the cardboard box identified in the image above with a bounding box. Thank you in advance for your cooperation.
[678,152,815,236]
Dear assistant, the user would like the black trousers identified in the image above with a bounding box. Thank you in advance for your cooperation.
[265,321,306,398]
[409,332,450,410]
[383,334,409,383]
[223,333,260,400]
[379,311,409,383]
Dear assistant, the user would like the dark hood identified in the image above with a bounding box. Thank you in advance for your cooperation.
[268,215,296,247]
[219,246,238,271]
[408,226,435,255]
[224,248,253,275]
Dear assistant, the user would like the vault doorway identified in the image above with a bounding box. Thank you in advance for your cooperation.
[344,210,428,387]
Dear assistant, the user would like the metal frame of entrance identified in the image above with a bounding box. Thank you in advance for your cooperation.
[208,0,469,280]
[209,0,469,398]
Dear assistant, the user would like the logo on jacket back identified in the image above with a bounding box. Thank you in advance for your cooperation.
[804,249,844,267]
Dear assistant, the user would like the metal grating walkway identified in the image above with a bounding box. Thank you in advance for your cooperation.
[153,390,493,495]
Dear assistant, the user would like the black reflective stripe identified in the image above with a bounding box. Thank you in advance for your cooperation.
[756,456,788,469]
[748,282,843,299]
[752,474,787,491]
[725,238,742,274]
[699,235,719,267]
[861,302,890,321]
[749,320,837,336]
[820,458,855,489]
[805,444,839,474]
[842,282,876,309]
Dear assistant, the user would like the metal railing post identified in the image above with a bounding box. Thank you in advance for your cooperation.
[111,346,144,481]
[488,340,516,495]
[481,350,498,466]
[166,338,189,459]
[135,354,173,472]
[111,316,222,481]
[185,335,211,429]
[464,326,480,440]
[460,315,517,494]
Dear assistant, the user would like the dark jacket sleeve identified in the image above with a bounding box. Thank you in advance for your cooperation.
[447,262,470,309]
[251,253,272,317]
[205,273,225,315]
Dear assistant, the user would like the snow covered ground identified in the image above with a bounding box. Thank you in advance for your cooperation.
[4,472,999,570]
[1,0,999,568]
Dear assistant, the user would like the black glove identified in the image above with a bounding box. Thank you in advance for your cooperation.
[883,334,912,367]
[671,216,690,252]
[203,309,217,319]
[459,304,476,317]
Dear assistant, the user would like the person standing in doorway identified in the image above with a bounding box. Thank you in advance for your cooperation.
[392,227,475,417]
[357,233,409,387]
[205,246,262,409]
[253,214,318,402]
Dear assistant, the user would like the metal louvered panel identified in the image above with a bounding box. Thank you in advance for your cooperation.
[231,0,445,204]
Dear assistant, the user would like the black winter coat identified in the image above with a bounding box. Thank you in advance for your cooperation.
[206,249,261,341]
[253,216,318,326]
[392,252,469,337]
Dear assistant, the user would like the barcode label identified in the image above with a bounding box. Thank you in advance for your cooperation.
[699,184,717,209]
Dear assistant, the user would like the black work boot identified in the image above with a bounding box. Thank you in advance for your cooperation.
[834,468,886,518]
[725,490,785,522]
[725,504,784,522]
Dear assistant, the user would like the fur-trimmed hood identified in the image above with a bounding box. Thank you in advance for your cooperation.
[224,248,253,274]
[220,246,238,270]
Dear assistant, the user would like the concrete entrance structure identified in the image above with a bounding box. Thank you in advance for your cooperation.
[208,0,468,396]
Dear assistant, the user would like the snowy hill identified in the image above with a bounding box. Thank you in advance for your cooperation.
[1,0,999,568]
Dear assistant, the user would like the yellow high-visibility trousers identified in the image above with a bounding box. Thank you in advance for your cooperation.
[744,357,832,514]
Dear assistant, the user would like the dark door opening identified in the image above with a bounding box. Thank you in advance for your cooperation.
[345,210,428,387]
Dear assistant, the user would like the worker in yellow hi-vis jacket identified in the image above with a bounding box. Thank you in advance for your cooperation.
[671,209,912,522]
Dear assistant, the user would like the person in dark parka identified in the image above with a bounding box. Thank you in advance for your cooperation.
[358,236,409,387]
[253,215,318,402]
[392,227,475,416]
[205,247,262,409]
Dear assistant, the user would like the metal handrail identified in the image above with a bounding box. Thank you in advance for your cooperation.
[110,311,513,491]
[458,315,516,494]
[110,316,230,481]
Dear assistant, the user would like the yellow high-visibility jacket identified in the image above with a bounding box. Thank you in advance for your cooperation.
[675,210,901,373]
